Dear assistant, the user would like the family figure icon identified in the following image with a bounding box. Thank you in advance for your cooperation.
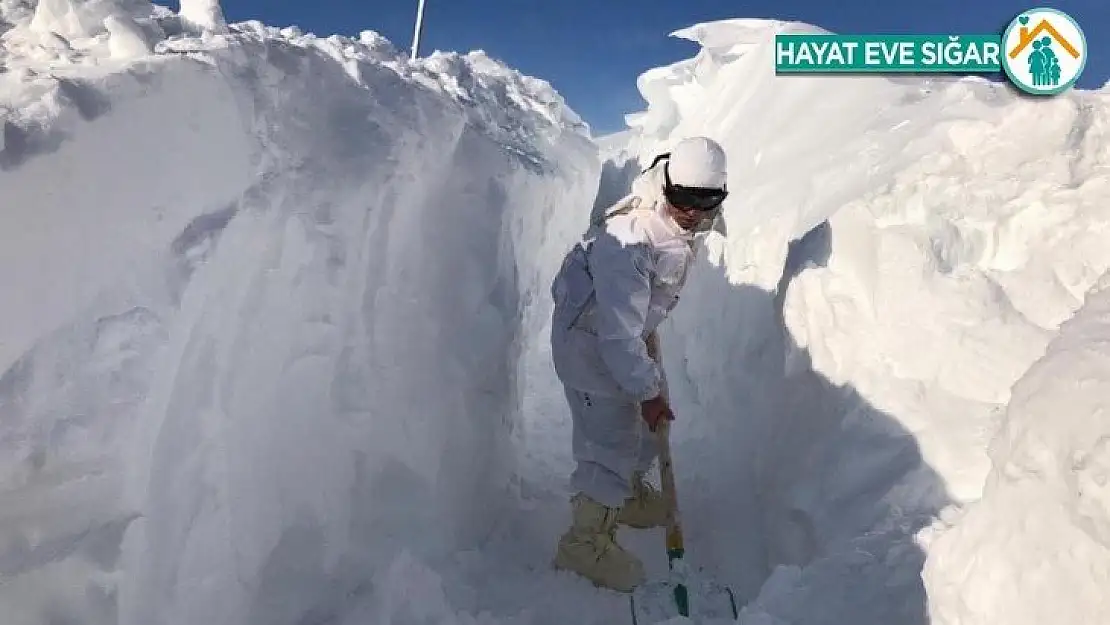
[1003,9,1085,95]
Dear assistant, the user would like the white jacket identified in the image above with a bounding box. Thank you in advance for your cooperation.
[550,159,705,401]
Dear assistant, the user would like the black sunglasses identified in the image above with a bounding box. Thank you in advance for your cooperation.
[663,164,728,212]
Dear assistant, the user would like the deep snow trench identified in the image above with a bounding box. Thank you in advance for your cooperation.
[3,4,1110,625]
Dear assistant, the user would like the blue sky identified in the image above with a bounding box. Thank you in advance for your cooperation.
[216,1,1108,134]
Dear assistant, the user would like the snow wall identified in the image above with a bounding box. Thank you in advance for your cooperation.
[0,4,597,625]
[605,18,1110,625]
[921,271,1110,625]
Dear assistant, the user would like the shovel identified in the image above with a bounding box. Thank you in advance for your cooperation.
[629,418,739,624]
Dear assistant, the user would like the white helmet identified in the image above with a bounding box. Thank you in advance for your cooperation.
[667,136,728,190]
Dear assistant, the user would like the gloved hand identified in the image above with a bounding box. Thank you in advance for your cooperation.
[640,394,674,432]
[645,331,661,362]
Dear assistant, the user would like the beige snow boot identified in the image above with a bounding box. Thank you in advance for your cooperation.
[618,471,669,528]
[553,493,646,592]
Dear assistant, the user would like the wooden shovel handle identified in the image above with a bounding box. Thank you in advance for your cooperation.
[646,330,684,556]
[656,408,684,557]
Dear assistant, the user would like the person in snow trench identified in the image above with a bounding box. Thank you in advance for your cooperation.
[548,136,729,591]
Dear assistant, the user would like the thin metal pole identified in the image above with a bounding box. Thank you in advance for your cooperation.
[411,0,426,59]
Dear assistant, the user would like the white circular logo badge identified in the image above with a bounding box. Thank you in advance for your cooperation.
[1001,7,1087,95]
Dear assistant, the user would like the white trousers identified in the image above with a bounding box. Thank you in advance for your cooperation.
[564,386,659,507]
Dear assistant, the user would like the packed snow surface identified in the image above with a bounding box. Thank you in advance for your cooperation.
[2,4,1110,625]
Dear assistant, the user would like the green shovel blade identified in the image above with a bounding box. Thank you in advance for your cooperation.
[629,563,738,624]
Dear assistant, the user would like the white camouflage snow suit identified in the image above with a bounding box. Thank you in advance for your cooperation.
[549,137,728,593]
[549,159,698,507]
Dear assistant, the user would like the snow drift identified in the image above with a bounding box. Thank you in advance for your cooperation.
[921,271,1110,625]
[604,17,1110,625]
[0,3,597,625]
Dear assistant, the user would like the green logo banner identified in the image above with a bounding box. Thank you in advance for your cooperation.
[775,34,1003,73]
[771,10,1088,96]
